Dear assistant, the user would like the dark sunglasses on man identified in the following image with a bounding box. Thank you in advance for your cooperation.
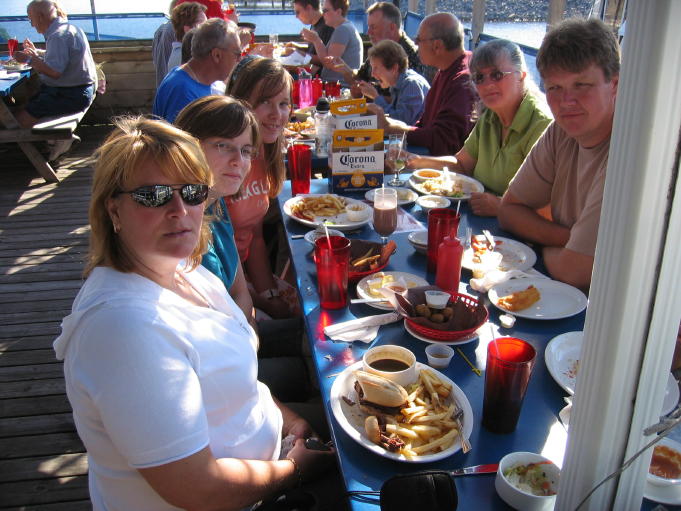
[114,184,209,208]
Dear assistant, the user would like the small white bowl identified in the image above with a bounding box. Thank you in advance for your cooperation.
[407,231,427,254]
[412,169,443,182]
[647,437,681,487]
[416,195,451,215]
[362,345,417,388]
[496,452,560,511]
[425,290,450,309]
[425,344,454,369]
[303,228,345,245]
[345,203,369,222]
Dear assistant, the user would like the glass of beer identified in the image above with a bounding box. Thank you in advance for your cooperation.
[373,187,398,245]
[386,134,406,186]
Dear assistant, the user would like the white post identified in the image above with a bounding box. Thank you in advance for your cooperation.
[407,0,418,13]
[547,0,566,30]
[471,0,486,48]
[556,1,681,509]
[425,0,436,16]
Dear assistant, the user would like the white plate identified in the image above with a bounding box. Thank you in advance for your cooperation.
[365,187,418,206]
[462,236,537,272]
[283,194,373,232]
[488,278,587,320]
[404,320,479,346]
[645,468,681,505]
[356,271,429,310]
[407,231,427,254]
[2,63,31,72]
[330,360,474,463]
[545,331,680,414]
[544,331,583,395]
[303,228,345,245]
[408,174,484,200]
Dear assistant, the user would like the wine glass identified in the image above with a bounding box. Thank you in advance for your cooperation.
[387,134,406,186]
[373,187,398,245]
[7,36,18,59]
[269,33,280,59]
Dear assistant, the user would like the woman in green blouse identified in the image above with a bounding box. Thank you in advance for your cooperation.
[408,39,552,217]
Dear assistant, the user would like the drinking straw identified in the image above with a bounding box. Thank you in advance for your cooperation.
[456,200,461,216]
[323,223,332,251]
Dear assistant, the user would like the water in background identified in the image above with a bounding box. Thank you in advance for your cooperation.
[2,0,547,48]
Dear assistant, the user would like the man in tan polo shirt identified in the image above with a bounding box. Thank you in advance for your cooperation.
[498,18,620,289]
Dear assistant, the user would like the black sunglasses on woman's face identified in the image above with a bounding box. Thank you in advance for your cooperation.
[114,184,209,208]
[472,69,514,85]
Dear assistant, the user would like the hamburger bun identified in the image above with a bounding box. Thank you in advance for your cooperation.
[354,370,408,416]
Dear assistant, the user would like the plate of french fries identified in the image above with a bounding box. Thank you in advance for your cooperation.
[462,235,537,272]
[488,278,588,320]
[330,361,473,462]
[283,194,372,231]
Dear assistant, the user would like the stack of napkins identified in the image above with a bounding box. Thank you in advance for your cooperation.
[0,70,21,79]
[469,268,549,293]
[323,312,401,342]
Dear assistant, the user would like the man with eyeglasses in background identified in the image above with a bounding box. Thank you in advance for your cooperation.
[153,18,241,123]
[288,0,334,72]
[368,12,476,156]
[498,19,620,289]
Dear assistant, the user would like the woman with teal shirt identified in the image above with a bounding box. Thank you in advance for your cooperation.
[175,95,259,323]
[408,39,552,217]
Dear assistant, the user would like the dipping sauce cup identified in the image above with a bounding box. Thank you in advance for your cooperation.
[482,337,536,434]
[287,144,312,196]
[425,344,455,369]
[363,345,417,387]
[314,236,351,309]
[427,209,460,273]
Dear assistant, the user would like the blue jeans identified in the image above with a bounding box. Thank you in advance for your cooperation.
[26,83,95,118]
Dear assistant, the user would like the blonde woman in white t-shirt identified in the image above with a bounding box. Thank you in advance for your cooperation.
[53,117,335,510]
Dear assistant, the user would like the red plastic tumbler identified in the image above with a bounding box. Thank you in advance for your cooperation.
[314,236,350,309]
[427,208,460,273]
[287,144,312,196]
[482,337,536,434]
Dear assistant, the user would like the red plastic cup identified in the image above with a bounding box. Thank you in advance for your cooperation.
[287,144,312,196]
[324,80,341,98]
[314,236,350,309]
[427,208,459,273]
[482,337,536,434]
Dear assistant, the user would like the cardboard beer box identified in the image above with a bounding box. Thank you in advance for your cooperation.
[329,129,384,193]
[330,98,378,130]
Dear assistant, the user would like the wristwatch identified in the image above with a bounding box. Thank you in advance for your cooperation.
[260,288,280,300]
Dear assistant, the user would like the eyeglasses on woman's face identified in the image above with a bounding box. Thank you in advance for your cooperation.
[472,69,515,85]
[208,141,254,160]
[114,184,209,208]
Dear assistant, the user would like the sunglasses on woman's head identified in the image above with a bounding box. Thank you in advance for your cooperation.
[115,184,209,208]
[472,69,514,85]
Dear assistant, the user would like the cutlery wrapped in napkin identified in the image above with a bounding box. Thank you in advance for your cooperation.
[323,312,401,342]
[469,268,549,293]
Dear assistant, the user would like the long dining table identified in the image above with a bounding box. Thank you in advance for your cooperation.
[277,177,664,510]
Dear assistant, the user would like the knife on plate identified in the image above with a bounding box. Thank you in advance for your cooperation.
[450,463,499,476]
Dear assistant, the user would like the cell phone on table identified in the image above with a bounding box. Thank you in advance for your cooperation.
[304,437,332,451]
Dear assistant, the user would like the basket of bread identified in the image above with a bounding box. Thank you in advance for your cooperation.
[395,286,488,341]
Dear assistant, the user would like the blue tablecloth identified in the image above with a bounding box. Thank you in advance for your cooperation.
[277,177,668,510]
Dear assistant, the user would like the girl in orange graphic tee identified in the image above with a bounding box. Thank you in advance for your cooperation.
[227,58,300,319]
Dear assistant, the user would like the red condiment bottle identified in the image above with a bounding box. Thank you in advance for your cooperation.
[435,235,463,295]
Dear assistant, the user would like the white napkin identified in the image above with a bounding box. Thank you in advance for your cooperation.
[324,312,401,342]
[0,70,21,79]
[469,268,549,293]
[279,51,312,66]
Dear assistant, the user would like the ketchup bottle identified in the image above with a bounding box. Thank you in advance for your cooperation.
[435,235,463,295]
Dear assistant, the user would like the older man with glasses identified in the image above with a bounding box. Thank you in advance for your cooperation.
[153,18,241,123]
[369,12,476,156]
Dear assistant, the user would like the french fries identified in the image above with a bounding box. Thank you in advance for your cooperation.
[362,369,465,458]
[290,194,347,221]
[497,284,541,311]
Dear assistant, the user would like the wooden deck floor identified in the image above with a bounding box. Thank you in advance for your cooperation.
[0,125,111,510]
